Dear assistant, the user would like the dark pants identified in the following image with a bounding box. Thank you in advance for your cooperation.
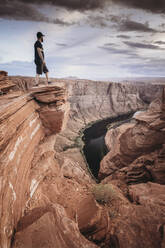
[35,60,49,75]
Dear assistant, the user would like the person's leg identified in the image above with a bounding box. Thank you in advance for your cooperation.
[43,64,50,85]
[35,74,40,86]
[45,72,49,85]
[35,62,42,86]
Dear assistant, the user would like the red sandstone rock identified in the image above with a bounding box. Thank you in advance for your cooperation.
[0,95,45,247]
[1,75,165,248]
[31,86,70,135]
[32,85,67,104]
[99,98,165,180]
[90,183,163,248]
[11,140,98,248]
[13,204,98,248]
[103,147,165,185]
[8,76,35,91]
[129,182,165,216]
[0,84,71,248]
[77,194,109,243]
[97,95,165,247]
[129,182,165,246]
[0,71,16,93]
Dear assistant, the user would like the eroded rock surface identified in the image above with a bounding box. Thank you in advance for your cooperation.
[31,86,70,135]
[0,83,75,248]
[0,71,17,93]
[0,74,164,248]
[98,91,165,247]
[99,98,165,181]
[54,80,160,174]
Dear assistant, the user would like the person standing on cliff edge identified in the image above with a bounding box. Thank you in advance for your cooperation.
[34,32,50,86]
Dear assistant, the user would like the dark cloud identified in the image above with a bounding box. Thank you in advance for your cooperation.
[52,0,165,14]
[111,0,165,14]
[0,1,76,25]
[119,20,156,32]
[0,1,48,22]
[52,18,75,26]
[88,14,159,32]
[1,0,108,13]
[124,41,164,50]
[0,0,165,31]
[1,0,165,25]
[117,35,131,39]
[154,41,165,45]
[110,15,159,33]
[2,0,165,14]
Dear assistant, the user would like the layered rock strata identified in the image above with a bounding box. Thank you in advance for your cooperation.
[0,75,164,248]
[99,97,165,183]
[0,85,71,248]
[98,91,165,247]
[31,86,69,135]
[54,80,161,171]
[0,71,17,93]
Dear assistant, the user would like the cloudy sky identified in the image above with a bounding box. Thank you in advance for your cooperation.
[1,0,165,80]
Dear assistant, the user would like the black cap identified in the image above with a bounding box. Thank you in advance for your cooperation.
[37,32,45,38]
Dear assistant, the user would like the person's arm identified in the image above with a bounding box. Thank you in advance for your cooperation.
[37,47,45,64]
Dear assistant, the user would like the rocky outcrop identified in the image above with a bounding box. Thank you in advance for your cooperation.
[129,182,165,246]
[13,205,98,248]
[102,146,165,185]
[77,194,109,244]
[31,86,70,135]
[97,90,165,247]
[99,98,165,181]
[0,71,17,93]
[83,183,163,248]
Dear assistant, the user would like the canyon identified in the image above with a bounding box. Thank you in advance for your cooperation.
[0,71,164,248]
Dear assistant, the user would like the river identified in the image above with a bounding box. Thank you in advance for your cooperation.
[82,112,135,179]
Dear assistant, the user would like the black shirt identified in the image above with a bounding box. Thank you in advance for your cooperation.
[34,40,44,63]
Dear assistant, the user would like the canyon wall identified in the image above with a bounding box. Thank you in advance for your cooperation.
[99,97,165,183]
[0,73,164,248]
[98,91,165,247]
[54,79,162,173]
[0,82,74,247]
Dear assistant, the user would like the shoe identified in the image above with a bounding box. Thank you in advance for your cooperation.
[48,81,52,84]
